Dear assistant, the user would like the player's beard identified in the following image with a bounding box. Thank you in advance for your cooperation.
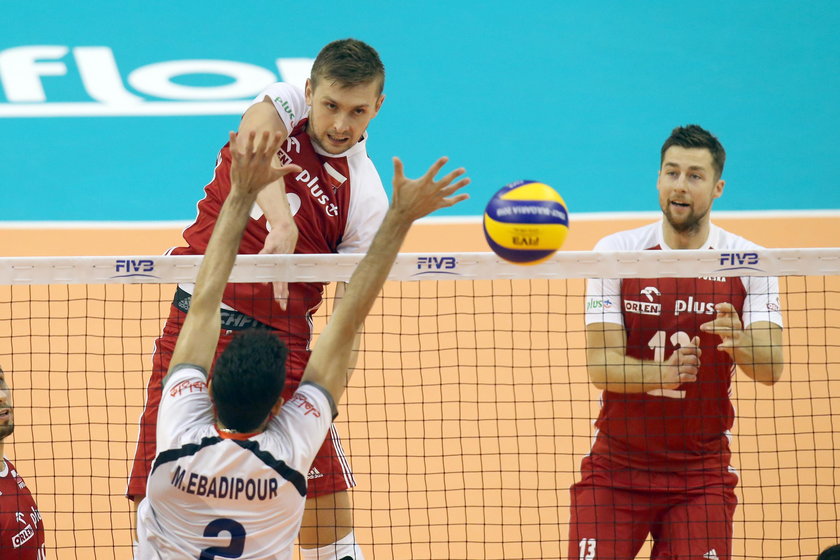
[0,422,13,441]
[306,116,356,155]
[662,201,710,235]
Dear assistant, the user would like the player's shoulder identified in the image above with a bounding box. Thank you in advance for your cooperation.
[253,81,305,103]
[593,221,661,251]
[163,363,208,389]
[348,150,384,191]
[710,223,765,250]
[247,82,308,131]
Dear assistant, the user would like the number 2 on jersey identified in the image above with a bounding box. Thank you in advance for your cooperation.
[198,518,246,559]
[647,330,692,399]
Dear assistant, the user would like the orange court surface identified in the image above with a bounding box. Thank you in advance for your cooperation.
[1,214,838,559]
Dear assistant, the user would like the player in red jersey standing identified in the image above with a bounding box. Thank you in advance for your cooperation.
[568,125,785,560]
[0,367,46,559]
[129,39,389,559]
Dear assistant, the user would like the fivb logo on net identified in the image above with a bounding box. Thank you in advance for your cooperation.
[0,45,313,117]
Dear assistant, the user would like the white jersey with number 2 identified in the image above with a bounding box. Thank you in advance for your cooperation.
[136,364,333,559]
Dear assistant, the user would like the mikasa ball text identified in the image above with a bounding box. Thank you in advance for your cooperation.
[483,180,569,264]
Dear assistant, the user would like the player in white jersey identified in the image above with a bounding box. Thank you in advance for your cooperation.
[136,129,469,558]
[569,125,784,560]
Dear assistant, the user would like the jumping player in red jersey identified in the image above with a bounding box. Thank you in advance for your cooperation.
[569,125,785,560]
[0,366,46,559]
[129,39,389,559]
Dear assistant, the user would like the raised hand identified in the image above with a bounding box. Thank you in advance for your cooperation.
[699,302,744,358]
[660,336,701,390]
[229,130,301,197]
[391,156,470,221]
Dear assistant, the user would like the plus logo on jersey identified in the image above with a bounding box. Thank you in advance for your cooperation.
[294,169,340,216]
[674,296,716,316]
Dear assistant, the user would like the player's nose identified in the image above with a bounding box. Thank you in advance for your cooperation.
[333,114,351,134]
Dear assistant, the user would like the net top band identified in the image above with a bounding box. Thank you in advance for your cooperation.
[1,249,839,285]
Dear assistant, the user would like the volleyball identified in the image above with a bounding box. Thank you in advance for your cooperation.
[483,180,569,264]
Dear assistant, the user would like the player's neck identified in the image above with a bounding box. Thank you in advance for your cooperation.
[214,419,267,440]
[662,220,712,250]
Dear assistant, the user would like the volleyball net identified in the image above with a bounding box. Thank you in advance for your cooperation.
[1,249,838,559]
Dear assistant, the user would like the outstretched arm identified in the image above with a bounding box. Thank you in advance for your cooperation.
[303,157,470,402]
[168,130,301,374]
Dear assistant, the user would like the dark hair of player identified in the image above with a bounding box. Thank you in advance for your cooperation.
[661,124,727,180]
[310,38,386,95]
[211,329,288,433]
[818,544,840,560]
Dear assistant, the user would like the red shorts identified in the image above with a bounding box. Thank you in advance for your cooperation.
[568,454,738,560]
[127,304,355,501]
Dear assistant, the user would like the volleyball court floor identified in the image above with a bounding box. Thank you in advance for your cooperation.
[1,215,838,559]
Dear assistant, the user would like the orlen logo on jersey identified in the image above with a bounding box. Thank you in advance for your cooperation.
[674,296,716,316]
[640,286,661,302]
[12,523,35,548]
[624,300,661,316]
[0,45,313,117]
[625,285,662,315]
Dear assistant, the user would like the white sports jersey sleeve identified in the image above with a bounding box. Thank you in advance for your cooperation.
[249,82,309,136]
[156,364,214,454]
[268,382,336,474]
[584,234,627,326]
[338,156,388,254]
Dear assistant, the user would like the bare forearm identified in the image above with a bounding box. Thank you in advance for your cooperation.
[305,209,411,397]
[333,283,362,373]
[736,323,784,385]
[171,191,255,369]
[341,209,411,325]
[587,349,667,393]
[192,194,254,307]
[256,181,295,231]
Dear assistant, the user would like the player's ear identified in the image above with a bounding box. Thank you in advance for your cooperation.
[373,93,385,115]
[713,179,725,199]
[304,79,314,106]
[270,396,284,416]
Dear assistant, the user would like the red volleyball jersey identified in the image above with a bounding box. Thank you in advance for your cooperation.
[584,221,783,471]
[172,83,388,351]
[0,458,45,559]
